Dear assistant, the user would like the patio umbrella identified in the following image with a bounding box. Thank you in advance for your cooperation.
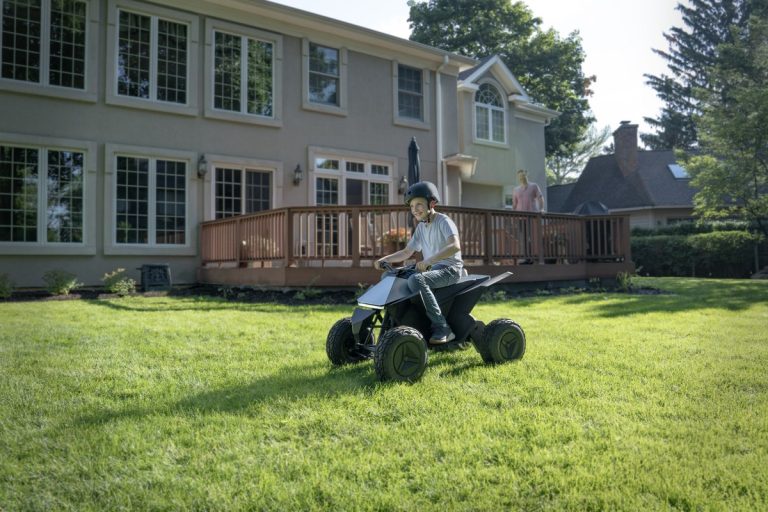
[407,137,420,186]
[406,137,420,233]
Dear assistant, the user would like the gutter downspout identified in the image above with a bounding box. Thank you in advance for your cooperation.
[436,54,449,203]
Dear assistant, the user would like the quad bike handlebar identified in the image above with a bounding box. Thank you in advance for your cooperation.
[380,262,417,278]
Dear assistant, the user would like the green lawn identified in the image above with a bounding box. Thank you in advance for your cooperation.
[1,277,766,511]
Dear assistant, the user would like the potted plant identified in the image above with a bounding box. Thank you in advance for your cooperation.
[380,227,409,253]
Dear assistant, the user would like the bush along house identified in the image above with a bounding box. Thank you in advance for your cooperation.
[0,0,633,289]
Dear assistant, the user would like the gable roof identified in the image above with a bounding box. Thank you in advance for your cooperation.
[457,55,559,123]
[550,150,696,213]
[457,55,528,98]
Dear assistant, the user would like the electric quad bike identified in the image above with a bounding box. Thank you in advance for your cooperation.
[326,263,525,382]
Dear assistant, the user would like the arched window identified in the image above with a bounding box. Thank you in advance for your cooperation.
[475,83,506,143]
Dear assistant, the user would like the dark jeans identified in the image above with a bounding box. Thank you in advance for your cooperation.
[407,264,463,328]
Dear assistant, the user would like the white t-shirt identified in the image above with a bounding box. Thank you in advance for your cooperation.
[406,212,463,268]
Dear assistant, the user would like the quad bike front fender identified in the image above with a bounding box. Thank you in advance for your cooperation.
[351,307,378,344]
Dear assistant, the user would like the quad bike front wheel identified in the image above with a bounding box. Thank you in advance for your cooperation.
[326,317,369,365]
[479,319,526,364]
[374,326,428,382]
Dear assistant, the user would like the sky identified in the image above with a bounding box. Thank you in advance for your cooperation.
[271,0,684,140]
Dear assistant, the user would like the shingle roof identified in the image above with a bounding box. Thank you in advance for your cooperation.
[458,55,495,81]
[546,183,576,213]
[548,150,696,213]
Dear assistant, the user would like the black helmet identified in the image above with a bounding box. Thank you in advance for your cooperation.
[404,181,440,206]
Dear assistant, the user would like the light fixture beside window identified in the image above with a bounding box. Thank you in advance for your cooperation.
[293,164,303,185]
[398,176,408,194]
[197,155,207,178]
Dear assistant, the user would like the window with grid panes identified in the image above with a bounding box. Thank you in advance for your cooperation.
[371,164,388,176]
[0,144,84,243]
[214,167,271,219]
[115,155,186,244]
[1,0,87,88]
[346,161,364,173]
[116,8,187,103]
[475,83,506,143]
[308,43,338,106]
[397,64,423,120]
[369,182,388,205]
[213,30,273,116]
[315,176,338,256]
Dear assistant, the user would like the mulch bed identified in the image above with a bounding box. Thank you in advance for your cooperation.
[2,282,664,305]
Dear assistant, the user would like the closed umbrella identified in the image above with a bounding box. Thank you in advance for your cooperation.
[407,137,420,186]
[406,137,421,233]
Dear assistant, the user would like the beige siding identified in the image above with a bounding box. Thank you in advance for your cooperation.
[0,0,548,287]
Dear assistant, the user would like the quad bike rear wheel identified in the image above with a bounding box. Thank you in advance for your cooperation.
[326,317,369,365]
[374,326,428,382]
[480,319,525,364]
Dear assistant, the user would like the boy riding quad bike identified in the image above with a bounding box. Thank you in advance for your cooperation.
[326,262,526,382]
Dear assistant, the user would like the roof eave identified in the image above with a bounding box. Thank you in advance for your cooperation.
[202,0,478,70]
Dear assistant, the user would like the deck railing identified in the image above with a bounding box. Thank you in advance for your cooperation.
[200,206,631,269]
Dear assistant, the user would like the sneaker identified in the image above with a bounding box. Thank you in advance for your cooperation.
[429,324,455,344]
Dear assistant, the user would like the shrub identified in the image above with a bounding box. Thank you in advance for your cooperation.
[689,231,762,278]
[102,268,136,296]
[616,271,634,292]
[631,220,750,237]
[42,270,82,295]
[0,273,14,299]
[632,231,763,278]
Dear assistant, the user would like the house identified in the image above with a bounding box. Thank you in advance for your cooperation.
[0,0,561,288]
[548,121,696,229]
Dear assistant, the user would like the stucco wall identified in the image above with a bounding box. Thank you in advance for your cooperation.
[0,0,453,287]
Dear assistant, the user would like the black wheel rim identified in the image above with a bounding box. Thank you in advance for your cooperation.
[498,329,522,360]
[392,338,424,377]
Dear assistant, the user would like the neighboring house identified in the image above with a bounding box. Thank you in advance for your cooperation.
[548,121,696,229]
[0,0,557,287]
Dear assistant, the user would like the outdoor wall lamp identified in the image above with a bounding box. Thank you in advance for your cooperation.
[398,176,408,194]
[293,164,303,185]
[197,154,207,178]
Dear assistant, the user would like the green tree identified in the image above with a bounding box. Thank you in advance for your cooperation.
[407,0,595,159]
[682,6,768,237]
[546,125,611,185]
[643,0,752,150]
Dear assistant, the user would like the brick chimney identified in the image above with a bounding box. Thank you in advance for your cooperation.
[613,121,638,176]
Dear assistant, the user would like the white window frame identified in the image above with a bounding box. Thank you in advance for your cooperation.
[203,18,283,128]
[0,132,96,255]
[104,143,197,255]
[200,154,283,221]
[392,61,431,130]
[473,80,508,147]
[105,0,199,116]
[0,0,98,102]
[301,38,347,116]
[308,147,396,207]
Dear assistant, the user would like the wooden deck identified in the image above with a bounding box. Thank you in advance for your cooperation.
[198,206,634,288]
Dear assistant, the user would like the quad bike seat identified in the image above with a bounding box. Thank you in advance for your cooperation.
[432,274,490,302]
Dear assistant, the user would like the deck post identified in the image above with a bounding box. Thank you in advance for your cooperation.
[484,211,494,265]
[284,209,293,268]
[351,208,360,267]
[235,217,243,267]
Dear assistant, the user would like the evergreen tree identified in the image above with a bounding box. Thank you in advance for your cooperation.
[643,0,751,150]
[407,0,595,159]
[683,3,768,237]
